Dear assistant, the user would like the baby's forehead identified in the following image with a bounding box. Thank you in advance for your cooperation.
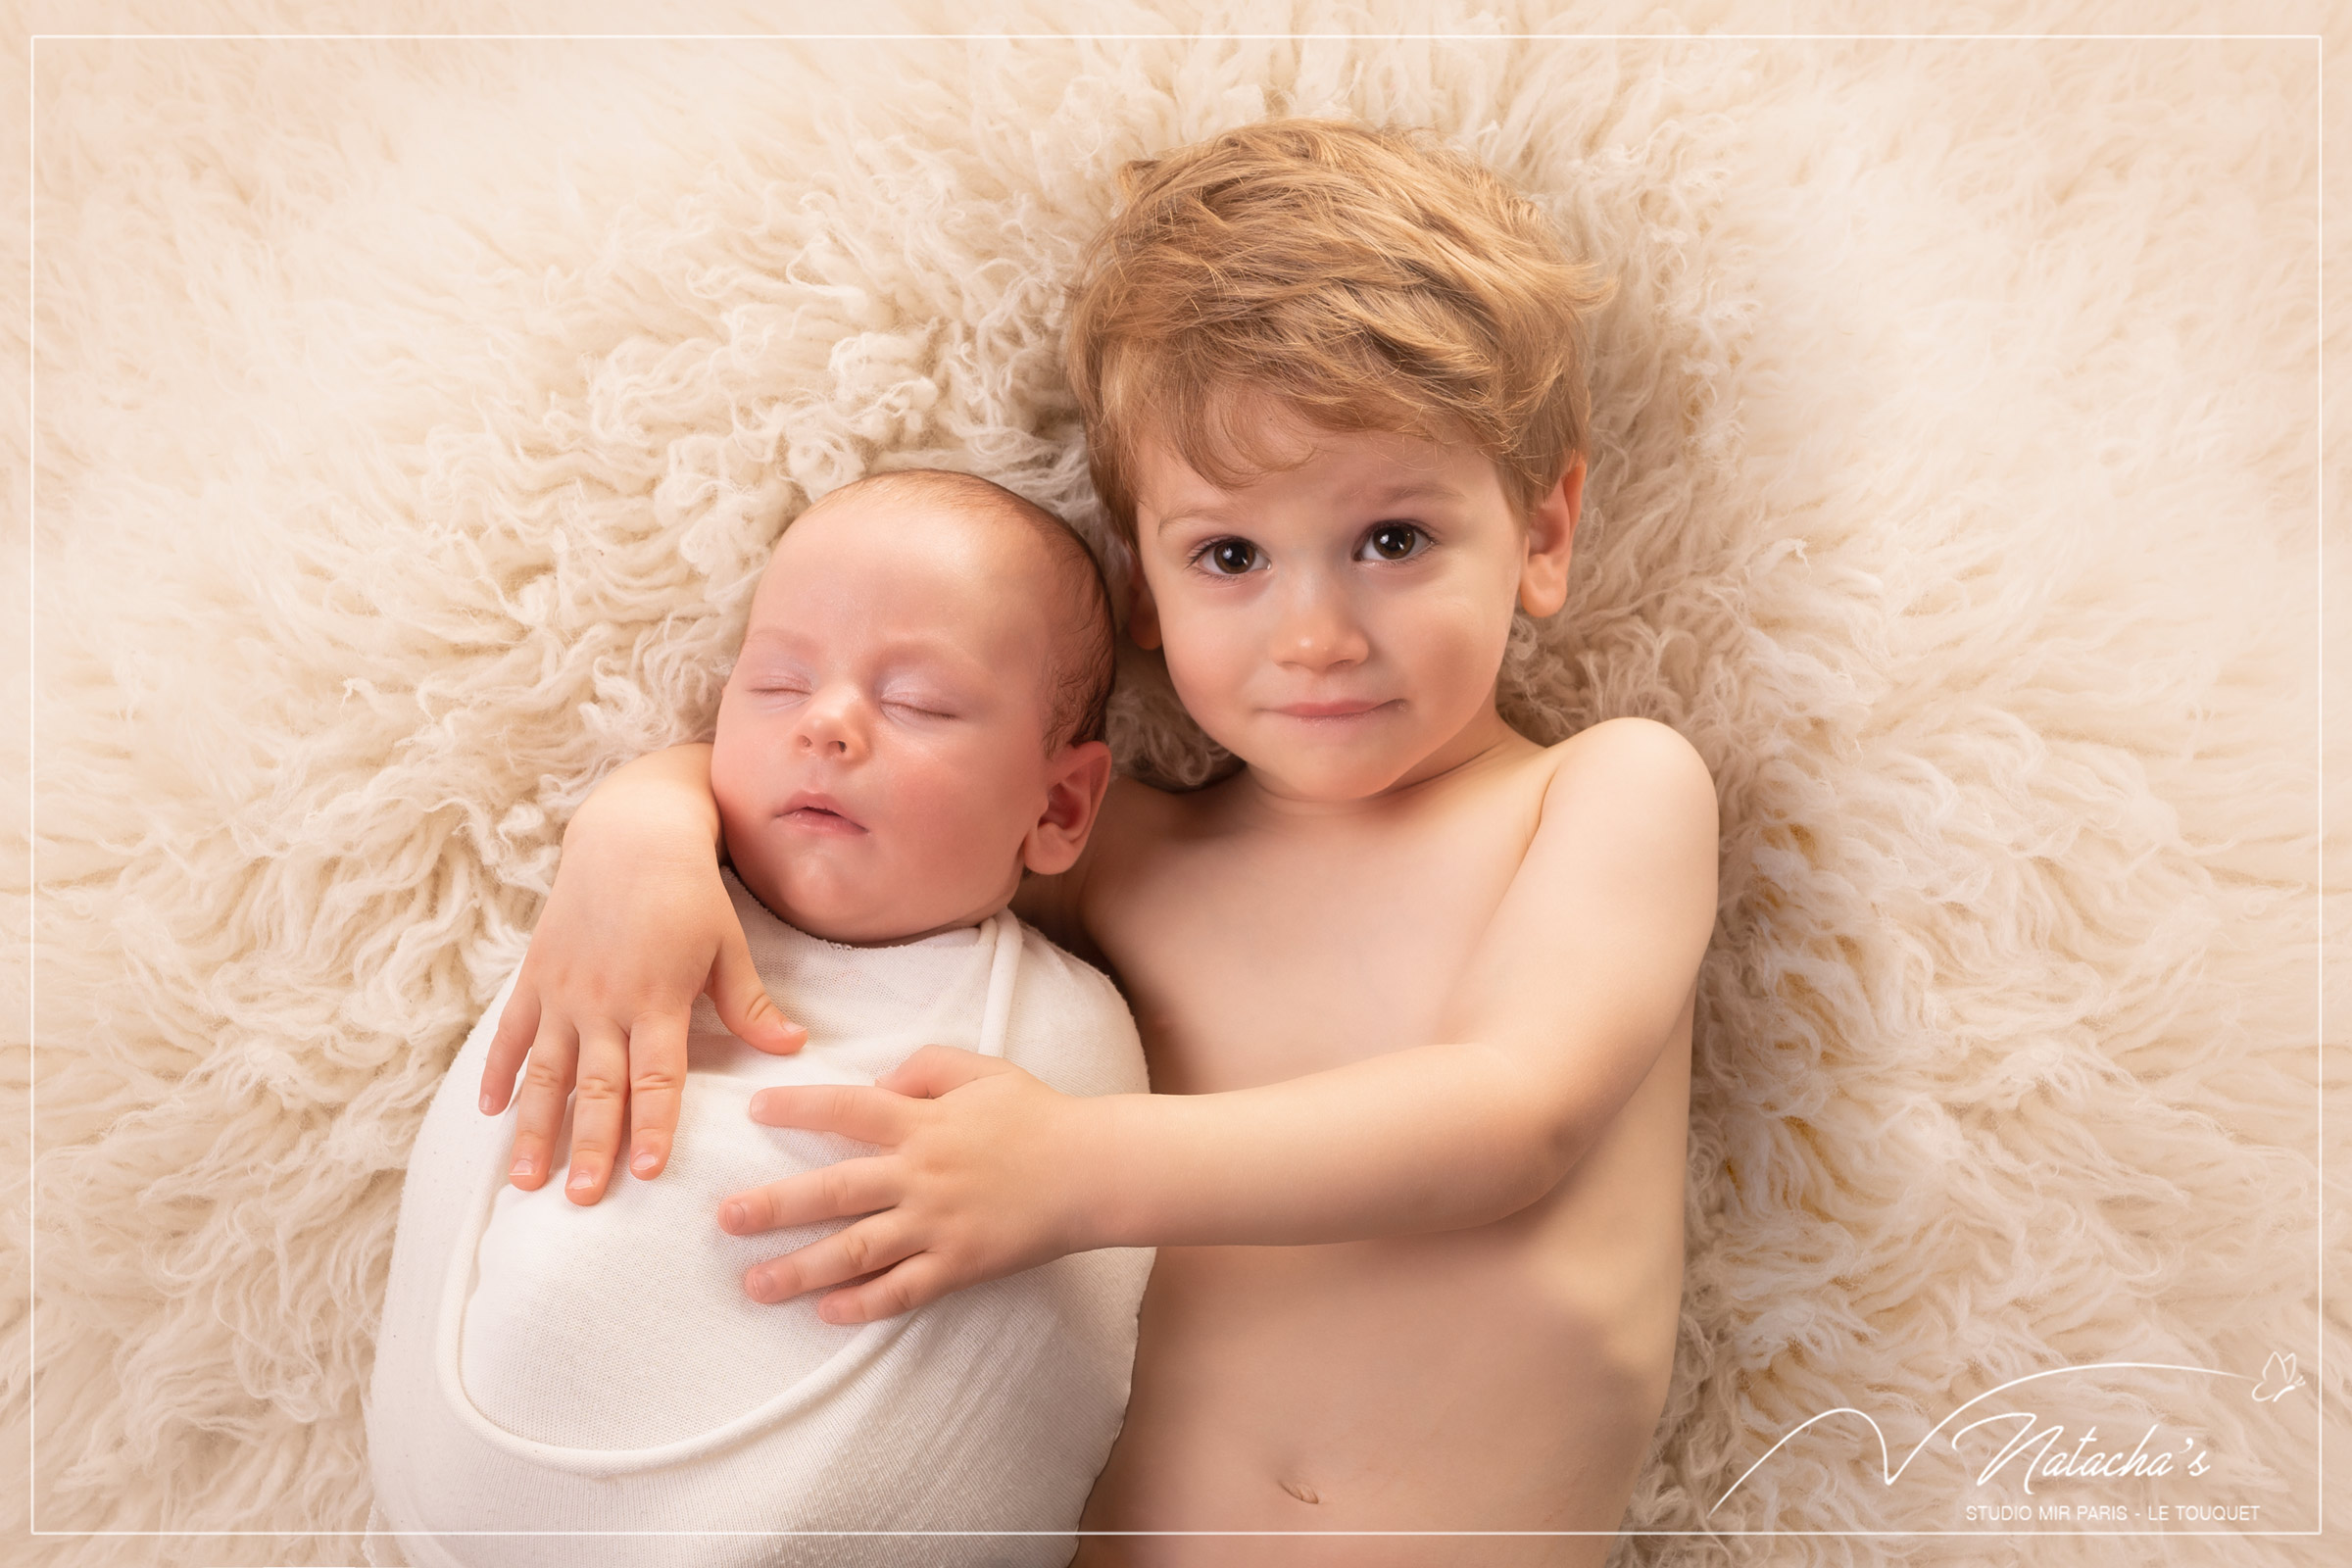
[745,498,1069,657]
[743,472,1114,746]
[770,494,1065,597]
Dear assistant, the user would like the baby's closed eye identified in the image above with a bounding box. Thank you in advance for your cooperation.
[879,686,959,718]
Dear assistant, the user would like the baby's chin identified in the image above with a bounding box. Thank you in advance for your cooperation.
[731,852,1004,948]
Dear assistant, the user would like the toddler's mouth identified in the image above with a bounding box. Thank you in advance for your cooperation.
[1272,699,1397,721]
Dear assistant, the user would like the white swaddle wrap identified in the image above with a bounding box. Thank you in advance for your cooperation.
[366,874,1152,1568]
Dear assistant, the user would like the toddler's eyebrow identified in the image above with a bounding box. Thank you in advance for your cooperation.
[1154,476,1463,532]
[1352,477,1461,509]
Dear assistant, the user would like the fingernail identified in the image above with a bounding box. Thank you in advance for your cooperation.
[510,1157,535,1179]
[566,1168,594,1192]
[816,1299,845,1324]
[631,1149,660,1175]
[479,1091,498,1114]
[719,1201,746,1232]
[746,1270,774,1302]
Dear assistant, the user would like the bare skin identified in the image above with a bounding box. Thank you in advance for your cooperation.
[1054,732,1692,1559]
[714,421,1714,1552]
[477,414,1719,1558]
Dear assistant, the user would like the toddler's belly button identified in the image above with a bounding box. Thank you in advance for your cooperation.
[1277,1476,1322,1505]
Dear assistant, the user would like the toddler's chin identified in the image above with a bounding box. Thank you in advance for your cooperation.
[1240,747,1419,805]
[1188,706,1422,803]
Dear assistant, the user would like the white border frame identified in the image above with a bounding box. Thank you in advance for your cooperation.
[18,21,2332,1560]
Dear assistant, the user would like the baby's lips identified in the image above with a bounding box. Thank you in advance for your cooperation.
[779,789,866,830]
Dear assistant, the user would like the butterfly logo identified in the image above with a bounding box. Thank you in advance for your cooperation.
[2251,1352,2305,1403]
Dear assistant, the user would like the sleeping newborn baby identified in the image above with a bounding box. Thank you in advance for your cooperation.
[365,470,1150,1568]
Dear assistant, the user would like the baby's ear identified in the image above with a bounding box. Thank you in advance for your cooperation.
[1517,454,1585,617]
[1022,741,1116,876]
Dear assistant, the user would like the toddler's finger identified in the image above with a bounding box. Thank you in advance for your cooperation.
[507,1020,579,1191]
[718,1155,898,1237]
[624,1009,690,1179]
[710,927,807,1055]
[564,1019,632,1205]
[744,1214,918,1305]
[747,1082,916,1144]
[480,981,542,1114]
[816,1253,953,1325]
[874,1043,1007,1100]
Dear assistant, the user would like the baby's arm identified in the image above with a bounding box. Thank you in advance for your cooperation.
[725,717,1718,1321]
[480,744,805,1202]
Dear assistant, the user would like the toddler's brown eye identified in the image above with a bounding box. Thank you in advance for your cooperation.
[1207,539,1260,574]
[1367,523,1422,561]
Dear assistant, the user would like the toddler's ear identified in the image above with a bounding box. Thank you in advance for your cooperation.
[1022,741,1116,876]
[1517,454,1586,617]
[1126,573,1164,651]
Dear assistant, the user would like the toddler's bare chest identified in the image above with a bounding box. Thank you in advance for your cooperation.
[1097,804,1534,1094]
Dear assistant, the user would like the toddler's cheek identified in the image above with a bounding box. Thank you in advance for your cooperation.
[1159,653,1249,744]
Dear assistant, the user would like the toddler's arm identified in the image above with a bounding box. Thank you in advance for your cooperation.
[480,744,805,1203]
[722,718,1719,1323]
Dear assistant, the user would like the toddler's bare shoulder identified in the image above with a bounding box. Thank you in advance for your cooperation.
[1534,717,1718,836]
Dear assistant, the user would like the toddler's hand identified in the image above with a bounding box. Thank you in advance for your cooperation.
[716,1046,1111,1321]
[478,749,807,1203]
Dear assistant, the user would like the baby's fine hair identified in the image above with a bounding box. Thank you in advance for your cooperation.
[797,469,1115,753]
[1064,119,1610,539]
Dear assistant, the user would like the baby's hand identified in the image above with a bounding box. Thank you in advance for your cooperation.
[479,747,807,1203]
[716,1047,1114,1321]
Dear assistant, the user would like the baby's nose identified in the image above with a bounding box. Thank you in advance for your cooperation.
[792,691,868,758]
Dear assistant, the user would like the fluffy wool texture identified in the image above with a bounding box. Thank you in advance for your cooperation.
[7,3,2346,1565]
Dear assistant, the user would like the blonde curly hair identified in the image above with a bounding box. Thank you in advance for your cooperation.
[1065,119,1610,540]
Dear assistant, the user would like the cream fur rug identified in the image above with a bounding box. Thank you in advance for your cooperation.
[8,3,2345,1565]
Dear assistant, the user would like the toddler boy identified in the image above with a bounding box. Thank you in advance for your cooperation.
[486,122,1719,1565]
[366,470,1150,1568]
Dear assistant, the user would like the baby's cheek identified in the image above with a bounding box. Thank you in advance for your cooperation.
[709,751,758,838]
[911,753,1031,871]
[709,709,782,809]
[880,758,977,849]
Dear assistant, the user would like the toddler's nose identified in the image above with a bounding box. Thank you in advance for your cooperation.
[1274,577,1371,672]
